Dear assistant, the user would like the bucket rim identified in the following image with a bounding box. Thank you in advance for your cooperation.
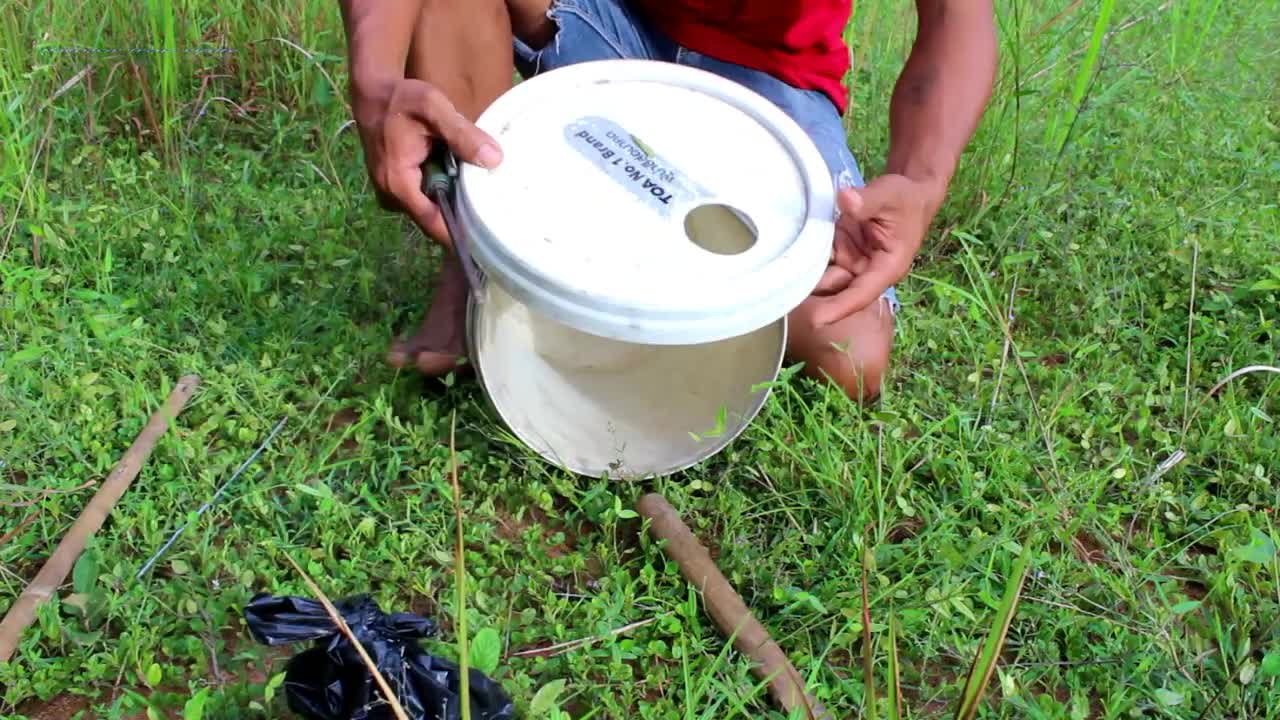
[457,58,833,346]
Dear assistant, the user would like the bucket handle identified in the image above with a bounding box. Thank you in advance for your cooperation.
[423,147,485,306]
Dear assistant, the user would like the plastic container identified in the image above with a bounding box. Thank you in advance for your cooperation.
[459,59,834,478]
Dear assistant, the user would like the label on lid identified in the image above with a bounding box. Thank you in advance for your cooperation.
[564,116,711,218]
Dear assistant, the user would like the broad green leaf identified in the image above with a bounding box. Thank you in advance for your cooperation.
[1001,251,1038,267]
[471,627,502,675]
[72,549,99,594]
[294,482,333,500]
[264,671,287,703]
[62,593,91,616]
[1232,529,1276,564]
[1238,658,1257,686]
[1170,600,1201,615]
[65,627,104,646]
[1153,688,1183,707]
[530,679,567,717]
[1260,651,1280,678]
[145,662,163,688]
[183,688,210,720]
[7,345,45,366]
[312,73,331,108]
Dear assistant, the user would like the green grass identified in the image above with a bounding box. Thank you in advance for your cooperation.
[3,0,1279,717]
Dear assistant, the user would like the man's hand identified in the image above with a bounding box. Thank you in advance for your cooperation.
[810,174,941,326]
[806,0,997,326]
[352,78,504,247]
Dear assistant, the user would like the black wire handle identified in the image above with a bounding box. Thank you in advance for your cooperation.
[424,146,484,306]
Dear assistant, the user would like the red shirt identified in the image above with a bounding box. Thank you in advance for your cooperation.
[630,0,853,113]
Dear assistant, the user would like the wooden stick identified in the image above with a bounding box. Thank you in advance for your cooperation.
[281,552,411,720]
[0,374,200,662]
[637,493,833,720]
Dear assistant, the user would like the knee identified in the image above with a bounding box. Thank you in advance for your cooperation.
[811,335,891,402]
[788,300,895,404]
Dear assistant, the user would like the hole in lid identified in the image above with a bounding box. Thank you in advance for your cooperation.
[683,203,758,256]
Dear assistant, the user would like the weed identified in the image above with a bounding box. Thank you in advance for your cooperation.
[2,0,1278,718]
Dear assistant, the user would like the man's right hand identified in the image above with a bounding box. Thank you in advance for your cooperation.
[352,78,504,248]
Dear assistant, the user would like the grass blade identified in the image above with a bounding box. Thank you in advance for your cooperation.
[861,539,878,720]
[1051,0,1116,153]
[887,612,903,720]
[954,552,1031,720]
[1071,0,1115,106]
[450,411,472,720]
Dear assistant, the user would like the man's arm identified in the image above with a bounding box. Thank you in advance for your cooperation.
[338,0,421,112]
[813,0,996,323]
[337,0,507,244]
[884,0,998,214]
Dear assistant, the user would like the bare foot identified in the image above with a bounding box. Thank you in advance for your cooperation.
[388,255,470,376]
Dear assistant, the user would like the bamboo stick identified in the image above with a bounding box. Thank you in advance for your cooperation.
[0,374,200,662]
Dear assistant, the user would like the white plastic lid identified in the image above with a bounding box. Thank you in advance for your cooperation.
[457,59,834,345]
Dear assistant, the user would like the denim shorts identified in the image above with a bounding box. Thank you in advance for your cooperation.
[513,0,900,313]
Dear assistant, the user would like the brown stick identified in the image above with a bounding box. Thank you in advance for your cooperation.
[0,374,200,663]
[637,493,833,720]
[0,508,42,549]
[280,552,411,720]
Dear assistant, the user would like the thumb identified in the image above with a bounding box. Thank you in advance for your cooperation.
[838,178,896,221]
[430,109,503,170]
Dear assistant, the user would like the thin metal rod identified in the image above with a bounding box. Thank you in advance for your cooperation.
[136,417,287,580]
[433,188,485,306]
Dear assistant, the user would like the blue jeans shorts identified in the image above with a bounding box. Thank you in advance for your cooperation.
[513,0,901,314]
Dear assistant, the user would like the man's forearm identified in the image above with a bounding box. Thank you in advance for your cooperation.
[339,0,422,104]
[884,0,997,206]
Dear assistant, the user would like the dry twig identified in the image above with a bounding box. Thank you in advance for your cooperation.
[281,552,411,720]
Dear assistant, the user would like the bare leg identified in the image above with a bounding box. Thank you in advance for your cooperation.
[387,253,472,375]
[388,0,516,375]
[506,0,557,48]
[787,296,895,402]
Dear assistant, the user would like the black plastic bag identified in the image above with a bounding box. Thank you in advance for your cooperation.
[243,593,515,720]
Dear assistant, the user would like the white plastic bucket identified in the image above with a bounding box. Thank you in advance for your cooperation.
[458,59,834,478]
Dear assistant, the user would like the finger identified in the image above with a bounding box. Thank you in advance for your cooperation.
[832,225,864,271]
[848,218,880,257]
[832,223,877,277]
[380,110,453,244]
[813,264,853,295]
[416,86,503,169]
[809,258,904,325]
[831,230,853,270]
[838,179,896,223]
[846,251,872,276]
[387,165,452,246]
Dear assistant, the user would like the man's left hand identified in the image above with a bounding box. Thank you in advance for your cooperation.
[810,174,942,326]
